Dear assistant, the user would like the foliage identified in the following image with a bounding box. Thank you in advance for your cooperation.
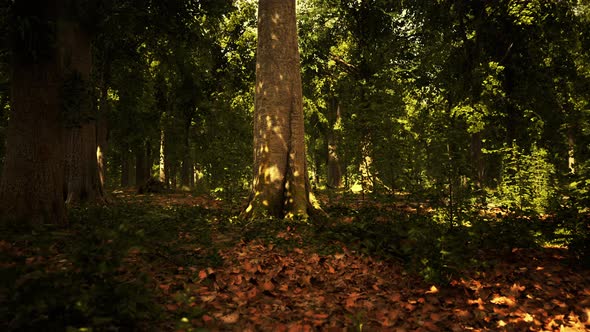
[1,200,220,331]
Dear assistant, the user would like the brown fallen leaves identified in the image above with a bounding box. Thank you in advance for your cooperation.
[158,239,589,331]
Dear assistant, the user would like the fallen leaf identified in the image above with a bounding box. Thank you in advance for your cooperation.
[262,280,275,291]
[426,285,439,294]
[490,295,516,307]
[220,312,240,324]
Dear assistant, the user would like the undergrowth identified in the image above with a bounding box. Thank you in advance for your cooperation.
[2,193,587,330]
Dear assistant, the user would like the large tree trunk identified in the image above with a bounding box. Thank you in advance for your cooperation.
[0,2,66,224]
[243,0,316,219]
[61,17,105,205]
[97,59,110,191]
[65,122,105,204]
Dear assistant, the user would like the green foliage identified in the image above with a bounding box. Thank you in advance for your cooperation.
[316,204,544,284]
[491,143,556,214]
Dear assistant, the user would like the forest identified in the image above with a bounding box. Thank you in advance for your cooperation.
[1,0,589,330]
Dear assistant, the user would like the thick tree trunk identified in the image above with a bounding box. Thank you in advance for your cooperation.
[61,18,105,205]
[97,60,110,191]
[0,2,66,224]
[0,58,66,224]
[65,122,105,204]
[243,0,316,219]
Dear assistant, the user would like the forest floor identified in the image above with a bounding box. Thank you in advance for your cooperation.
[2,190,589,331]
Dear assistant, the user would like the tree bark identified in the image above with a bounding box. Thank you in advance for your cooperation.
[65,122,105,204]
[181,118,191,189]
[326,98,342,188]
[62,19,105,205]
[135,145,146,187]
[0,1,66,224]
[159,129,166,183]
[121,148,130,187]
[97,59,110,191]
[567,125,576,174]
[243,0,316,219]
[471,132,485,189]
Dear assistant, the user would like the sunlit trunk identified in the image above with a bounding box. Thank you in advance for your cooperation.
[359,139,374,194]
[243,0,315,219]
[567,126,576,174]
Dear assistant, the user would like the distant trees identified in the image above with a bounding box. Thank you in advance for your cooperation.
[0,0,588,223]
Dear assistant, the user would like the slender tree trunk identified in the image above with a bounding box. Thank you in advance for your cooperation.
[567,125,576,174]
[243,0,317,219]
[159,129,166,183]
[146,140,153,180]
[327,98,342,188]
[471,132,485,189]
[121,149,130,187]
[0,1,66,224]
[135,146,146,187]
[181,118,191,188]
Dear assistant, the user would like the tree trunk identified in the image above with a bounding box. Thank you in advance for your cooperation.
[181,119,191,189]
[135,146,146,187]
[326,98,342,188]
[121,149,130,187]
[567,125,576,174]
[62,19,105,205]
[0,2,66,224]
[243,0,316,219]
[159,129,166,183]
[471,132,485,189]
[65,122,105,204]
[359,139,374,194]
[97,59,110,191]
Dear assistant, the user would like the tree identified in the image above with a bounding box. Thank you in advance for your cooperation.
[0,1,67,224]
[62,16,105,205]
[243,0,315,219]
